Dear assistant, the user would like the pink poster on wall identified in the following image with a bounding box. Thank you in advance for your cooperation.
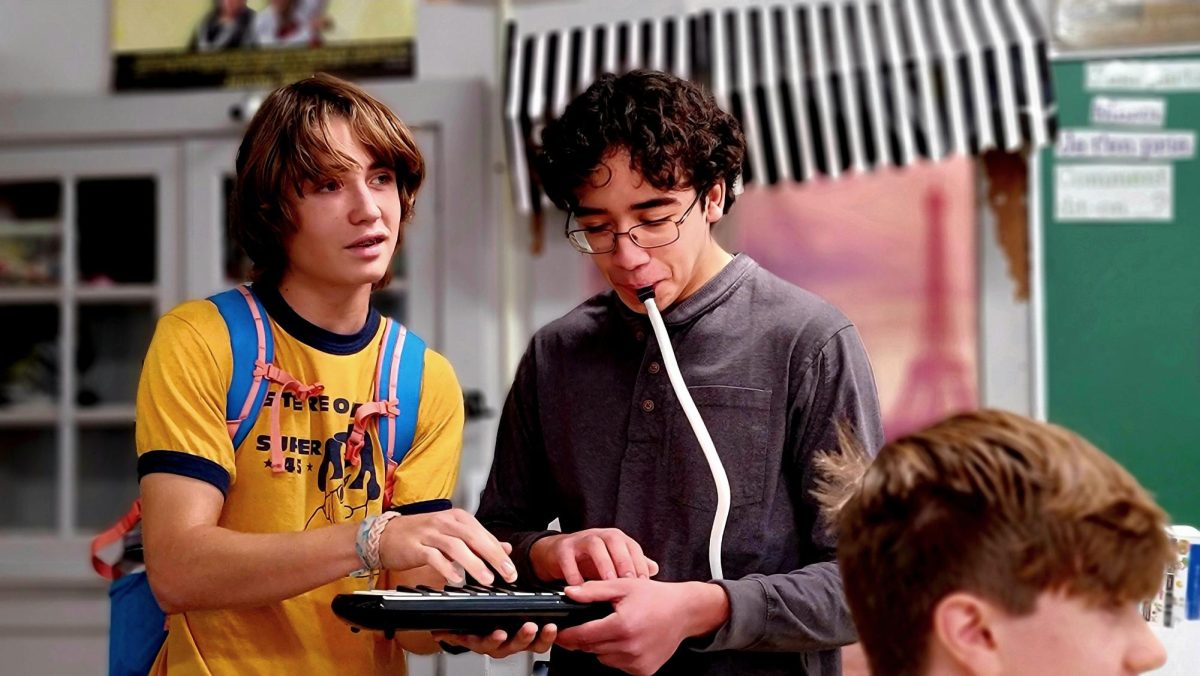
[731,157,978,440]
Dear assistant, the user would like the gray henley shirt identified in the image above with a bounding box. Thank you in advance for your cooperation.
[477,253,884,675]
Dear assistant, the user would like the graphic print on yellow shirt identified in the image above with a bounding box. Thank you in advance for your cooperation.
[136,285,464,676]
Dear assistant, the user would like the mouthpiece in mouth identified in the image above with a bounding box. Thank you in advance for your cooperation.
[636,286,656,303]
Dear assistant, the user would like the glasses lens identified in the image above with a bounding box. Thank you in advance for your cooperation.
[629,222,679,249]
[568,229,615,253]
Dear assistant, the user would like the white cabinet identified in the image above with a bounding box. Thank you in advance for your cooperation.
[0,143,179,553]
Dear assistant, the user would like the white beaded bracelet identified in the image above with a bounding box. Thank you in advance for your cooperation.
[350,511,402,578]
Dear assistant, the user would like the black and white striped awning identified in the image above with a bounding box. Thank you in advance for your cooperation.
[504,0,1056,213]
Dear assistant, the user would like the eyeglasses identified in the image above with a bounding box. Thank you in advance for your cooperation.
[564,191,704,255]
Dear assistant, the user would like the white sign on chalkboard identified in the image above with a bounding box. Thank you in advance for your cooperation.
[1055,164,1173,222]
[1087,60,1200,91]
[1090,97,1166,127]
[1056,129,1195,160]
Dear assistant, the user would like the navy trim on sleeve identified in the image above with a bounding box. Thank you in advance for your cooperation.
[138,450,231,496]
[389,498,453,515]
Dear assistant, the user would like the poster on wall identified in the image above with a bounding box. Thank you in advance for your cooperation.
[110,0,416,91]
[729,159,979,440]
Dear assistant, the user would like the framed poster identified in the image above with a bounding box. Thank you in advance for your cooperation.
[111,0,415,90]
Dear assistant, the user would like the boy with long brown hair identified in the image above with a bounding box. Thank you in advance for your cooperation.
[135,73,534,674]
[817,409,1173,676]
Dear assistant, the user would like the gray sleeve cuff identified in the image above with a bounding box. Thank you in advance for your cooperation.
[507,530,558,583]
[689,577,769,652]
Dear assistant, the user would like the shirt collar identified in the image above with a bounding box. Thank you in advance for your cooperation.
[610,253,756,333]
[253,283,382,355]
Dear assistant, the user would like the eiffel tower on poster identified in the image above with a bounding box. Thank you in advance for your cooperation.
[885,187,975,439]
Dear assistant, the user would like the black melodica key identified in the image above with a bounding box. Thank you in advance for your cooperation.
[527,581,567,595]
[491,579,536,596]
[470,582,511,595]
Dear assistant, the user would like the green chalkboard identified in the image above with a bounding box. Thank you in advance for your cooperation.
[1041,54,1200,526]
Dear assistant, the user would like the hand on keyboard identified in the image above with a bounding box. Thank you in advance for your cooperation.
[378,508,517,586]
[432,621,558,658]
[529,528,659,585]
[557,578,730,676]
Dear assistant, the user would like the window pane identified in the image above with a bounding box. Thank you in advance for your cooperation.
[77,426,138,531]
[0,305,58,408]
[77,304,154,407]
[0,426,56,530]
[77,178,156,285]
[0,181,62,286]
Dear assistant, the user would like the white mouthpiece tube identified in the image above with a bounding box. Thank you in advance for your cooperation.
[641,296,731,580]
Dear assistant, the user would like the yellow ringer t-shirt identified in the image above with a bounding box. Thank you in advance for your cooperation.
[135,286,464,676]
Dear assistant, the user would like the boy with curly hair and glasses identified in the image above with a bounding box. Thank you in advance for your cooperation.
[816,409,1173,676]
[460,69,883,675]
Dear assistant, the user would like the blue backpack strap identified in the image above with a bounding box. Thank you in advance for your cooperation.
[377,322,426,466]
[207,285,274,450]
[392,327,426,464]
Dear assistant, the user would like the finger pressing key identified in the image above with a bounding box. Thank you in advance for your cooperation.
[585,536,618,580]
[433,534,495,586]
[423,548,465,587]
[627,539,650,579]
[610,539,638,579]
[458,518,517,583]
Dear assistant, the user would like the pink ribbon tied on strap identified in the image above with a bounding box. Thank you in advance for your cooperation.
[344,398,399,467]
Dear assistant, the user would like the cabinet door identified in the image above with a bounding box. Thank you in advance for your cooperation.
[182,131,439,344]
[0,143,178,572]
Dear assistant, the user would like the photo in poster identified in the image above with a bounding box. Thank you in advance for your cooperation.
[111,0,415,91]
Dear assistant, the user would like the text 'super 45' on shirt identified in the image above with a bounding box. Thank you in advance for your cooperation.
[136,285,464,676]
[478,254,884,676]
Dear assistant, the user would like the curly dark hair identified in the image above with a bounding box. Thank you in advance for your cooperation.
[535,70,745,215]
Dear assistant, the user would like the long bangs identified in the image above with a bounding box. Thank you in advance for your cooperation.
[282,99,425,209]
[348,102,425,200]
